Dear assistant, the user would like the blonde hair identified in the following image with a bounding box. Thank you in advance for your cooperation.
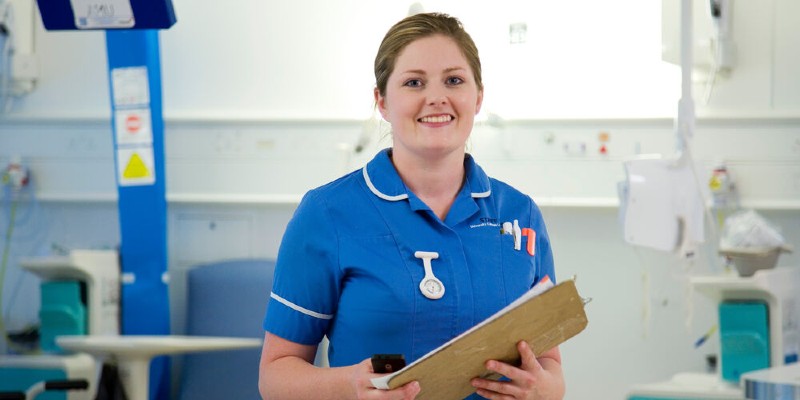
[374,12,483,97]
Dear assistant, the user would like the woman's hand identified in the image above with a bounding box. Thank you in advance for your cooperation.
[351,358,421,400]
[470,342,564,400]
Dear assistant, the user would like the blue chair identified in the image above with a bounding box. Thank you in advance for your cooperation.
[178,259,275,400]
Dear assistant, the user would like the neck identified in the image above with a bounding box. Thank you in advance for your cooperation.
[391,149,465,220]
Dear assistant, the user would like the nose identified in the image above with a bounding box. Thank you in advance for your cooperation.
[427,95,448,106]
[426,86,448,106]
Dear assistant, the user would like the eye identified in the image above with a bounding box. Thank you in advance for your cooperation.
[445,76,464,86]
[403,79,423,88]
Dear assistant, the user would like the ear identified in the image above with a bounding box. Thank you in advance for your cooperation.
[374,87,388,120]
[475,89,484,115]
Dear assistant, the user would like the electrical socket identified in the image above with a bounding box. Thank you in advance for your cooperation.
[563,141,587,156]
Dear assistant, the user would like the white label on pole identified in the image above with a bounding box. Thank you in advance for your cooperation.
[111,67,150,108]
[117,147,156,186]
[70,0,135,29]
[115,108,153,146]
[121,272,136,284]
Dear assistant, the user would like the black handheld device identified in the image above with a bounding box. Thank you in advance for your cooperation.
[371,354,406,373]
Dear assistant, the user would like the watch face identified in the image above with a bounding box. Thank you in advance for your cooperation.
[424,279,442,294]
[420,278,444,299]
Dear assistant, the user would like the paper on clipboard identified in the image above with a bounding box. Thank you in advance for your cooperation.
[370,278,588,399]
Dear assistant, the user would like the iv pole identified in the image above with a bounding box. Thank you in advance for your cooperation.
[676,0,695,163]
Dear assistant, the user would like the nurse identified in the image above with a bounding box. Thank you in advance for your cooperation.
[259,12,564,400]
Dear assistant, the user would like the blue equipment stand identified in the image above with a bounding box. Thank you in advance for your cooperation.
[106,30,170,400]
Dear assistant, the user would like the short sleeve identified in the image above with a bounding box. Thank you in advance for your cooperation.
[263,191,342,345]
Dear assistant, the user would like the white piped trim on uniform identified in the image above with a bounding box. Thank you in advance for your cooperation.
[471,190,491,198]
[270,292,333,320]
[122,273,136,284]
[362,166,408,201]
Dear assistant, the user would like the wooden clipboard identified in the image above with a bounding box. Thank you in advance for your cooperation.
[371,279,588,399]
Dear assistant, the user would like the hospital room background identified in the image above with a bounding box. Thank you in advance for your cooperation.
[1,0,799,399]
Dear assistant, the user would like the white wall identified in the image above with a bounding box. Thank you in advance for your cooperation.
[9,0,800,119]
[1,1,800,399]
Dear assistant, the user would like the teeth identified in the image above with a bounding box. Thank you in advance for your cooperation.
[419,115,452,123]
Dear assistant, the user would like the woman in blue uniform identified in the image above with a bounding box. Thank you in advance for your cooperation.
[259,12,564,400]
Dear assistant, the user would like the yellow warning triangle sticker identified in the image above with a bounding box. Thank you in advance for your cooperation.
[123,153,151,179]
[709,175,722,190]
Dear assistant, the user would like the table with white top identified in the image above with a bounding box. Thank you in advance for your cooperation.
[57,335,263,400]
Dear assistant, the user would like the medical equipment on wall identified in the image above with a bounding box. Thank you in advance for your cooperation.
[708,161,739,241]
[663,0,735,69]
[707,0,735,71]
[662,0,736,103]
[708,162,737,210]
[620,0,708,259]
[2,156,30,190]
[619,155,706,257]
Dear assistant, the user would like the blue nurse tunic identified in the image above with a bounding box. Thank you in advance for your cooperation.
[263,148,555,398]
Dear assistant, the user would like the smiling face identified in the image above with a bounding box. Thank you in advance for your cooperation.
[375,34,483,162]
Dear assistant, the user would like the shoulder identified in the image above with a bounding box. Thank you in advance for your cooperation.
[466,154,536,210]
[487,177,539,209]
[299,168,366,209]
[488,177,526,198]
[292,167,382,236]
[484,176,548,232]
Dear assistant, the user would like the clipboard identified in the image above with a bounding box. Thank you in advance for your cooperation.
[371,279,589,399]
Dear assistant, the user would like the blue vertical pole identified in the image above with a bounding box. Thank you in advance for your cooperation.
[106,29,170,400]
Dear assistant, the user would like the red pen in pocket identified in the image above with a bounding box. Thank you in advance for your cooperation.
[522,228,536,256]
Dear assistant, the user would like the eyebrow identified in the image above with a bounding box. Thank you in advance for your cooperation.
[400,67,467,75]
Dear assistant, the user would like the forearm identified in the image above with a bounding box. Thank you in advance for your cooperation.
[259,356,357,400]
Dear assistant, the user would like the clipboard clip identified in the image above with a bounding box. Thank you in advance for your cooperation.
[569,274,593,307]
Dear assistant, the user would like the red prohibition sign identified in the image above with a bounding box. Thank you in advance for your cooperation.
[126,114,142,134]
